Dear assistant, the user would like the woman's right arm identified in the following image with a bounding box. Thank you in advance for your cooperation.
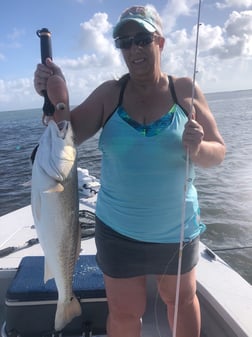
[34,59,119,145]
[70,81,118,144]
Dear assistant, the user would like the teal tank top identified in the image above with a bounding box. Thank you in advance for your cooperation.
[96,78,204,243]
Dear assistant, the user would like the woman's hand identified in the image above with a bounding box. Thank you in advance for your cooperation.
[34,58,65,96]
[34,59,70,124]
[182,118,204,158]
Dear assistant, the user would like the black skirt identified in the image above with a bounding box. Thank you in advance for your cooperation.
[95,216,199,278]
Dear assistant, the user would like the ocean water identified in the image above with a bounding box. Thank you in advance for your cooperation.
[0,89,252,284]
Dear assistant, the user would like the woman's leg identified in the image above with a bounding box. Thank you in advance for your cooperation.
[104,275,147,337]
[156,267,200,337]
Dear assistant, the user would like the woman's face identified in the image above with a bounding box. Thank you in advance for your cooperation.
[117,22,164,79]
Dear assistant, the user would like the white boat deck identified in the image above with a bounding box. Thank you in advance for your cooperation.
[1,201,252,337]
[0,196,97,270]
[197,247,252,337]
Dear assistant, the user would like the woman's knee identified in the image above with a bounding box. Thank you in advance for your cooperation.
[157,269,197,307]
[109,297,146,320]
[105,275,147,318]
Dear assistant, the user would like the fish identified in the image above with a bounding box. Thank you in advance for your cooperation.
[31,119,81,331]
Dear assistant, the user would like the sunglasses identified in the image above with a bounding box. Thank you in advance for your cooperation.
[115,32,156,50]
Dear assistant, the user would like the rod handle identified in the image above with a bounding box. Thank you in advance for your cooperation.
[36,28,55,116]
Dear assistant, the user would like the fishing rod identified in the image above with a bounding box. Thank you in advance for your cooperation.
[0,239,39,258]
[172,1,202,337]
[36,28,55,120]
[205,245,252,261]
[0,210,96,258]
[213,245,252,252]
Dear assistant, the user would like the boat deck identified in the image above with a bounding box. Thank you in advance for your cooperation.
[0,268,247,337]
[1,203,252,337]
[0,291,208,337]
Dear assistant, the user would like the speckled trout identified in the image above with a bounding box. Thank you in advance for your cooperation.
[31,119,81,331]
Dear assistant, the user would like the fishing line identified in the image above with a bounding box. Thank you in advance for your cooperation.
[154,2,202,335]
[154,242,190,337]
[172,1,202,337]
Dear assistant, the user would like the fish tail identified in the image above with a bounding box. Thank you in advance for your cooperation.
[54,295,82,331]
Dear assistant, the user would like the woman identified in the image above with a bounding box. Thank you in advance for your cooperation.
[34,5,225,337]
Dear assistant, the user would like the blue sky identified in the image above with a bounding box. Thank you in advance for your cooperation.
[1,0,252,111]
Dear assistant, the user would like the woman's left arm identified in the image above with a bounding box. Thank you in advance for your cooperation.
[182,83,226,168]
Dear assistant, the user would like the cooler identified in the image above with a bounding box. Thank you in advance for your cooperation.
[4,255,108,336]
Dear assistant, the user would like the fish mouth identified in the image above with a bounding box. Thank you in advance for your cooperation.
[57,121,69,139]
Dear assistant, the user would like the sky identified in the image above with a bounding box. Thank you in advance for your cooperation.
[1,0,252,111]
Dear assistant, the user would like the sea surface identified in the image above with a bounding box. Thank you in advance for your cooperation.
[0,89,252,284]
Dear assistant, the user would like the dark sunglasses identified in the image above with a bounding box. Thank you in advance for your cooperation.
[115,32,156,50]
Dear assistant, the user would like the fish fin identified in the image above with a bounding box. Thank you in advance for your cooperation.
[45,183,64,193]
[44,259,53,283]
[54,295,81,331]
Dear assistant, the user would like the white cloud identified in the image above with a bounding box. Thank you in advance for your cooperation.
[160,5,252,92]
[76,12,122,68]
[79,12,112,52]
[1,4,252,111]
[55,12,125,104]
[216,0,252,9]
[225,10,252,36]
[209,10,252,58]
[65,6,252,96]
[161,0,200,33]
[164,9,252,62]
[0,78,38,109]
[198,24,224,52]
